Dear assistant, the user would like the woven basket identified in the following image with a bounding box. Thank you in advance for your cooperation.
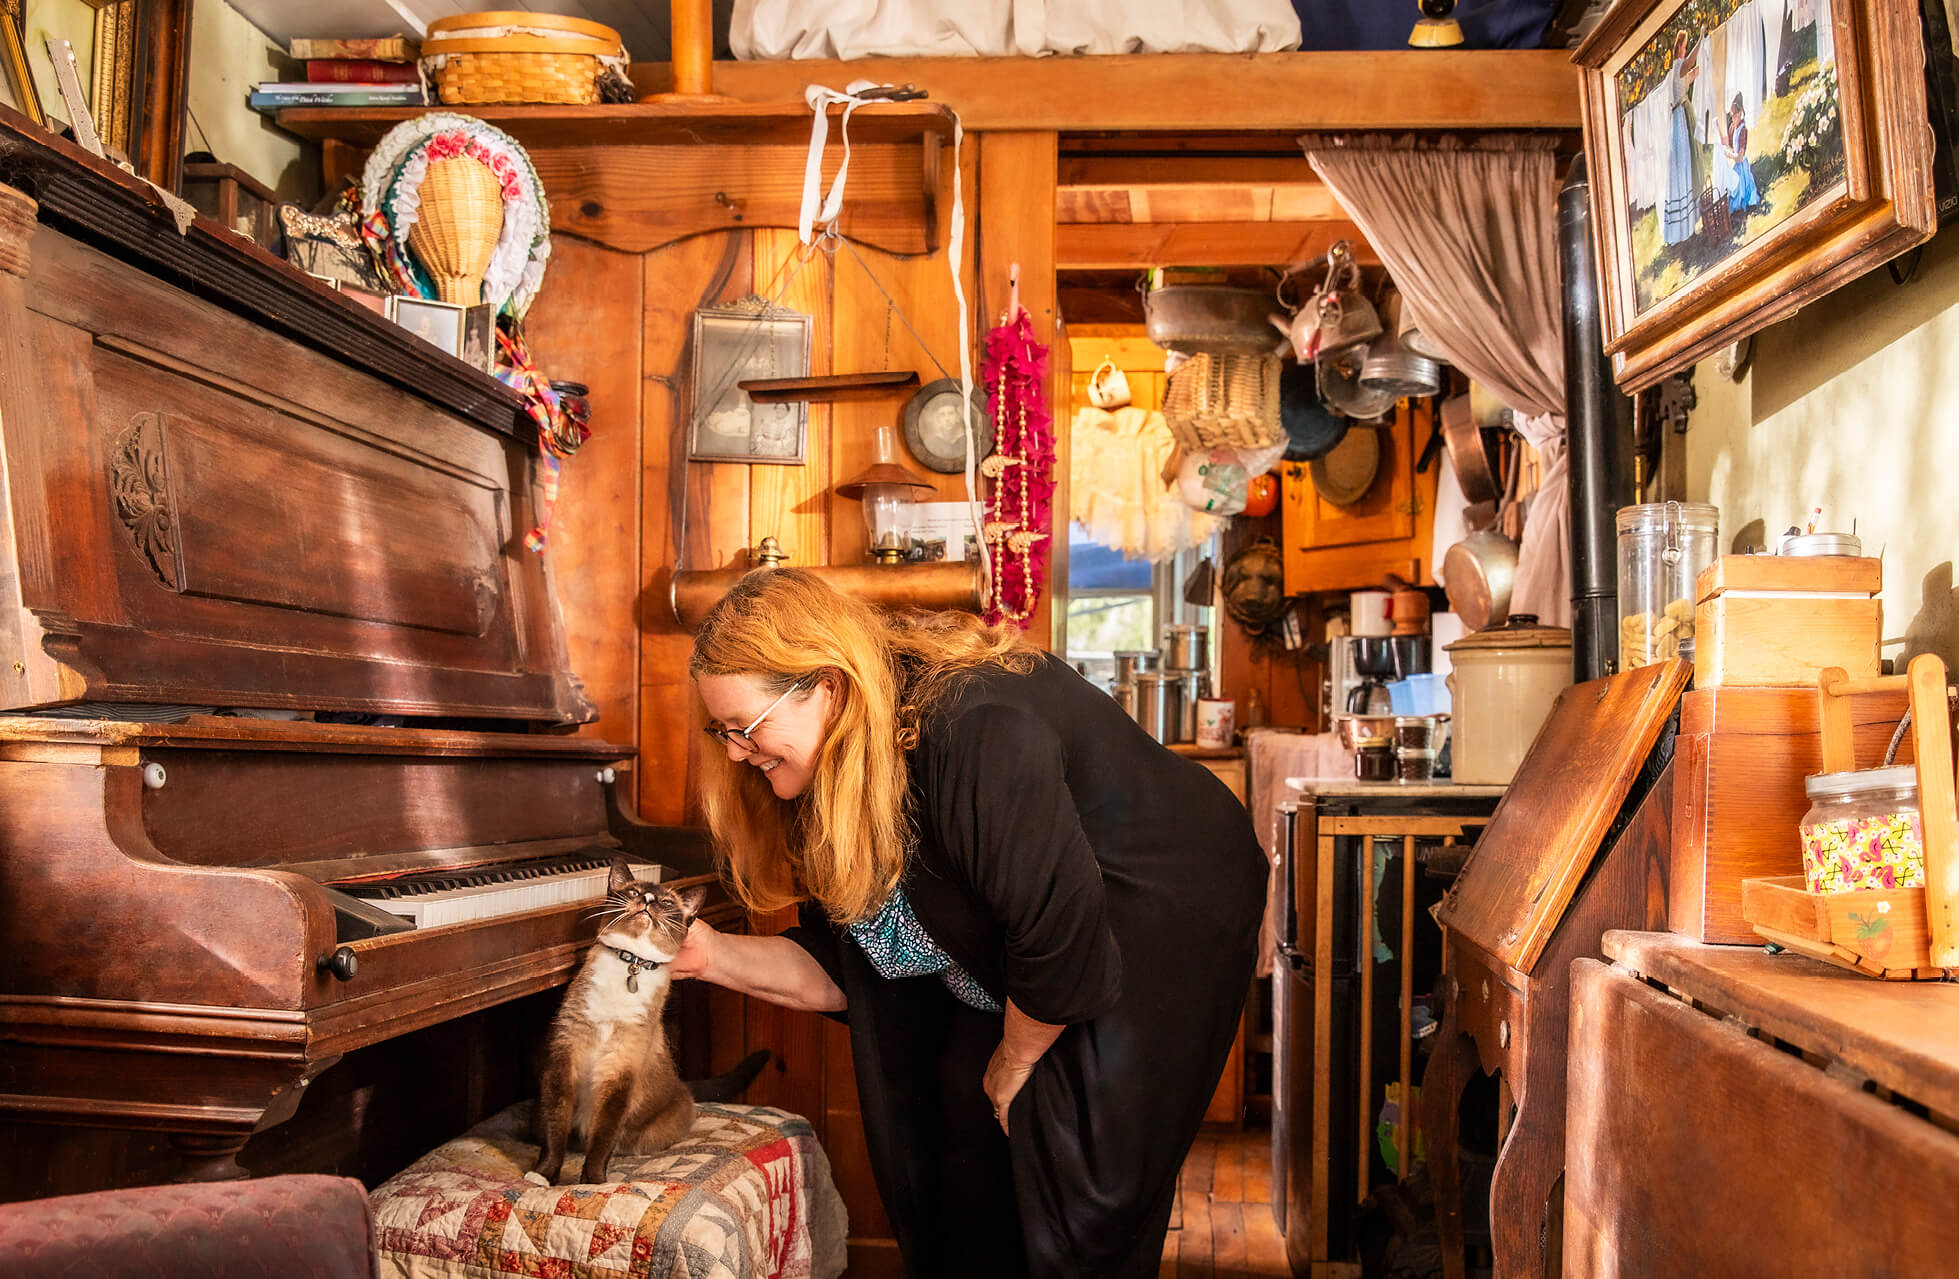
[407,157,506,304]
[1161,354,1283,452]
[423,11,623,106]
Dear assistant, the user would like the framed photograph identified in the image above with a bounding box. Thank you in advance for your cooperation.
[460,303,496,374]
[1575,0,1935,391]
[391,296,466,359]
[688,302,811,465]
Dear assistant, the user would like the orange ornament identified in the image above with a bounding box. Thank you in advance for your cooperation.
[1242,471,1279,518]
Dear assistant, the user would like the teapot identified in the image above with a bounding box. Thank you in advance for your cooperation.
[1271,241,1381,363]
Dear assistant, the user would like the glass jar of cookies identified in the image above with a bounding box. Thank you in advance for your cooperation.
[1616,501,1717,671]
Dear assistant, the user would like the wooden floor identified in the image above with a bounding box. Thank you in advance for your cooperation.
[1162,1125,1290,1277]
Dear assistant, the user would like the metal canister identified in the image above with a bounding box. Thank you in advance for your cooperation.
[1114,650,1161,685]
[1164,624,1209,672]
[1111,682,1137,718]
[1176,670,1208,743]
[1133,671,1184,743]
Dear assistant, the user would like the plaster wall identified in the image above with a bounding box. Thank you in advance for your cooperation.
[1686,228,1959,670]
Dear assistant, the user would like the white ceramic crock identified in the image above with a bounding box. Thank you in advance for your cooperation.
[1443,616,1572,785]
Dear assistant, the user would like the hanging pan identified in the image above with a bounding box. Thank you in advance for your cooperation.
[1279,362,1349,461]
[1440,392,1500,504]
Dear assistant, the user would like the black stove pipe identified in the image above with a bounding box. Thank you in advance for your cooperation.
[1559,153,1634,683]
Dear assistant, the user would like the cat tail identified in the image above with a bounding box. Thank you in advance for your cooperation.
[686,1049,772,1103]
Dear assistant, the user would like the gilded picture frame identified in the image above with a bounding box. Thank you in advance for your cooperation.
[0,0,40,125]
[1574,0,1935,392]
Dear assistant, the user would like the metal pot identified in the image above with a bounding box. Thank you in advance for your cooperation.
[1132,671,1186,744]
[1442,528,1519,631]
[1164,623,1209,673]
[1113,650,1160,685]
[1144,285,1278,354]
[1360,349,1443,398]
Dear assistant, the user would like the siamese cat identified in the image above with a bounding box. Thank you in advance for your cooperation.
[525,858,711,1186]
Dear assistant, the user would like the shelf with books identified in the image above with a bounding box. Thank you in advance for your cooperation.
[278,100,955,257]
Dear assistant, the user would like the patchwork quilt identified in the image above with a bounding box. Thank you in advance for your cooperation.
[369,1102,848,1279]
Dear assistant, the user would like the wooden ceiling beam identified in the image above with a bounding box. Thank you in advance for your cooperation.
[630,50,1582,132]
[1056,221,1377,270]
[1059,155,1323,186]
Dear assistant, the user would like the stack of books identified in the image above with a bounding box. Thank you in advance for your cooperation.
[250,35,425,112]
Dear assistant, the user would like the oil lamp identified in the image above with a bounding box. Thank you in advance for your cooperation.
[834,426,935,565]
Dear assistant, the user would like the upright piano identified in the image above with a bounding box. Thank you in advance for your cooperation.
[0,117,710,1194]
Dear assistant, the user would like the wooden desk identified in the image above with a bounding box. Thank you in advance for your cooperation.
[1565,932,1959,1277]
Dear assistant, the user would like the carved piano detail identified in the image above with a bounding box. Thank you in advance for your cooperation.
[0,122,708,1193]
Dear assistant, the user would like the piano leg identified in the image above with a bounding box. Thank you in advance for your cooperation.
[169,1133,252,1183]
[1424,977,1478,1279]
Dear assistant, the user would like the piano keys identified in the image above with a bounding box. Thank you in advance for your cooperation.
[340,854,663,930]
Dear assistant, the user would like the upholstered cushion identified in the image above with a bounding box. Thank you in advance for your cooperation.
[369,1102,846,1279]
[0,1173,377,1279]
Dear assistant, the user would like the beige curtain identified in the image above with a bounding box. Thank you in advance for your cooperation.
[1302,134,1570,625]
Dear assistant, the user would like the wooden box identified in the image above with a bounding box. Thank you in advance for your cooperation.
[1671,685,1908,943]
[1694,555,1882,689]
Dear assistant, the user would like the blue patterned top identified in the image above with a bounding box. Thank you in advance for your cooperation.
[846,885,1001,1011]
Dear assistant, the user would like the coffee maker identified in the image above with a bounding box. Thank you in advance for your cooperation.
[1329,635,1431,718]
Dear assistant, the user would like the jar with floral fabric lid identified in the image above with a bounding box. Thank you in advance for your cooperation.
[1798,766,1926,895]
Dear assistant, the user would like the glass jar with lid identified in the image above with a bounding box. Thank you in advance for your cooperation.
[1616,501,1718,671]
[1797,765,1926,895]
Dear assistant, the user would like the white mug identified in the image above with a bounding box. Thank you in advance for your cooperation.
[1350,590,1392,637]
[1087,357,1131,409]
[1196,698,1236,749]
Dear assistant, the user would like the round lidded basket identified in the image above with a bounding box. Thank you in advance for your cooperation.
[422,10,625,106]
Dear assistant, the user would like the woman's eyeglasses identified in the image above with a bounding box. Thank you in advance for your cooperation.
[704,676,813,755]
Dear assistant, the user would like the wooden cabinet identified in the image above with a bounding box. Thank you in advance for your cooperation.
[1280,400,1438,595]
[1566,933,1959,1279]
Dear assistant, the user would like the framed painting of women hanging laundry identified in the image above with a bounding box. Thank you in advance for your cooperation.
[1575,0,1934,391]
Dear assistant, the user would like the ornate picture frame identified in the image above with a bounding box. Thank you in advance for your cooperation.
[1574,0,1935,392]
[0,0,40,124]
[687,302,812,465]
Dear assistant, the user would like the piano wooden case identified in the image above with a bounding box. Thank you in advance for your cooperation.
[0,120,711,1189]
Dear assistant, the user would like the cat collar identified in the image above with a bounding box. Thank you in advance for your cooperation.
[613,946,665,993]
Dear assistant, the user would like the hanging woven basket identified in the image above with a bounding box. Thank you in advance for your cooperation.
[1161,353,1283,453]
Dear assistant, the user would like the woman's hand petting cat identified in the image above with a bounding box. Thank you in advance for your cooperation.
[669,917,718,981]
[982,1042,1038,1135]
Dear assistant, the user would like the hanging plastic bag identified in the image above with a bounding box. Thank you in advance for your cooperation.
[1177,446,1250,516]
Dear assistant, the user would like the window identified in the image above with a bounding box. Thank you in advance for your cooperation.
[1063,526,1215,686]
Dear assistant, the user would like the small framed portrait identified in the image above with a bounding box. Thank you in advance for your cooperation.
[390,295,466,359]
[460,303,496,374]
[688,301,811,465]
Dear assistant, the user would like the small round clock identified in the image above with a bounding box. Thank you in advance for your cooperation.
[902,378,994,473]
